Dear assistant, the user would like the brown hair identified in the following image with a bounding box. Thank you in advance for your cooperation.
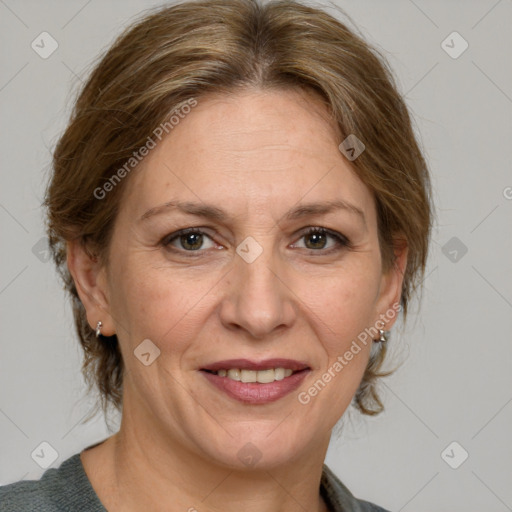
[45,0,433,420]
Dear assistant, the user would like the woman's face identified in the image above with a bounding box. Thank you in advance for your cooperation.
[84,88,405,468]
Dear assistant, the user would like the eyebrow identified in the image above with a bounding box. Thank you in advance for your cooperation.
[140,199,366,227]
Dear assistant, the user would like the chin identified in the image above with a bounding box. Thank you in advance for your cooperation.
[197,425,317,472]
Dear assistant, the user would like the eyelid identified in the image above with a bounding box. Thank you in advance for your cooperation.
[293,226,351,252]
[298,226,350,243]
[162,226,351,258]
[161,227,219,249]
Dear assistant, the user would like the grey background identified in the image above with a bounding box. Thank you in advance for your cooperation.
[1,0,511,510]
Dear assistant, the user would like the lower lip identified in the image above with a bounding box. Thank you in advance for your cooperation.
[201,370,310,404]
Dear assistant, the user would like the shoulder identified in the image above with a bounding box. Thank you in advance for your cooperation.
[321,464,391,512]
[0,453,105,512]
[0,464,65,512]
[0,478,55,511]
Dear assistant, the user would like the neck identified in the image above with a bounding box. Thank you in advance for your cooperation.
[85,397,332,512]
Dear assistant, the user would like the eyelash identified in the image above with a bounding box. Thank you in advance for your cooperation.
[162,226,351,257]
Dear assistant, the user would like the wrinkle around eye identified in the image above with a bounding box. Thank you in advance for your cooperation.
[159,226,354,259]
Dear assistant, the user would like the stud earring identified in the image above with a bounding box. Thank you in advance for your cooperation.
[95,321,103,338]
[374,329,389,343]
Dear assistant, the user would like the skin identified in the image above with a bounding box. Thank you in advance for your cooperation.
[68,88,407,512]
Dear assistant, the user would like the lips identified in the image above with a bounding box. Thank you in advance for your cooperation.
[200,358,309,372]
[199,358,311,404]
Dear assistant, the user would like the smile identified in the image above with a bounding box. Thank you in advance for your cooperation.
[200,359,311,404]
[205,367,294,383]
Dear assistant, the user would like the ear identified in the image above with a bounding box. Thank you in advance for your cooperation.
[66,240,116,337]
[373,238,408,331]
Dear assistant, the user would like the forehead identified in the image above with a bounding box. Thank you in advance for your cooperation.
[119,88,376,226]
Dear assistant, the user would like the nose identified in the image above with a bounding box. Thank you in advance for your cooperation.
[218,241,297,340]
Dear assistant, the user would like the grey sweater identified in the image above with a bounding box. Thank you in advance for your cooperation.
[0,453,389,511]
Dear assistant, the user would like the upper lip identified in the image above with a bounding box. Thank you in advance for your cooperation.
[200,358,310,372]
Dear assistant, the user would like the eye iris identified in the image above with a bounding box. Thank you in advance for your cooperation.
[181,233,203,250]
[175,230,334,251]
[305,232,327,250]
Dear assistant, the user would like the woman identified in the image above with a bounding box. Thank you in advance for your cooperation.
[0,0,432,510]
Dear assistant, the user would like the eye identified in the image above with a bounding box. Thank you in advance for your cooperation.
[292,227,350,254]
[163,228,217,253]
[162,226,350,257]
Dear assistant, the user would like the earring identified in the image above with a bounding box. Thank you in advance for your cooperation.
[95,321,103,338]
[374,329,389,343]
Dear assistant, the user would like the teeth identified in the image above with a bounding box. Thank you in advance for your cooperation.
[274,368,285,380]
[214,367,297,383]
[256,369,275,384]
[227,369,241,381]
[241,370,257,383]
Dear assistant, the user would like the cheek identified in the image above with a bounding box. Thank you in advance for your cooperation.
[301,261,381,351]
[109,241,381,373]
[109,257,216,352]
[296,272,378,421]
